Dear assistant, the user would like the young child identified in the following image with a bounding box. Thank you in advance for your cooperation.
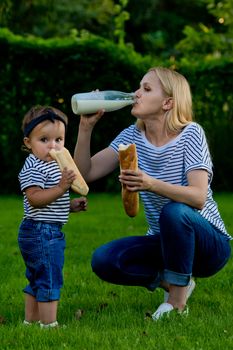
[18,105,87,328]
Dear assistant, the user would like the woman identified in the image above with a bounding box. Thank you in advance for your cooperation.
[74,67,231,320]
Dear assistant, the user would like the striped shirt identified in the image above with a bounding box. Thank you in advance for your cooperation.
[18,153,70,224]
[110,122,232,240]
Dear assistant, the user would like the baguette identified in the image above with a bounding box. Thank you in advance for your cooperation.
[119,143,139,217]
[49,147,89,196]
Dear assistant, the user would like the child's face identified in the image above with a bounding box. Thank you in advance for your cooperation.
[23,120,66,162]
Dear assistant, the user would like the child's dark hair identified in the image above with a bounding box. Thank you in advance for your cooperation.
[21,105,68,152]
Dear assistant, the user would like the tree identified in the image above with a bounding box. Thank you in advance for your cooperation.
[0,0,217,56]
[113,0,130,46]
[175,0,233,60]
[1,0,232,59]
[125,0,215,57]
[0,0,116,38]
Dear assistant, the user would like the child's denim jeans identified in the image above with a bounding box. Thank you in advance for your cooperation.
[18,219,66,301]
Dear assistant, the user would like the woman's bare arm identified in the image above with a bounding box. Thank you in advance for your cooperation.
[119,169,209,210]
[74,112,119,182]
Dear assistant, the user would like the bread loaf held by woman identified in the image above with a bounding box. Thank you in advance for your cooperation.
[118,143,139,217]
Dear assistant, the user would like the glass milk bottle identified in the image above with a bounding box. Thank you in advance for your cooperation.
[71,90,135,115]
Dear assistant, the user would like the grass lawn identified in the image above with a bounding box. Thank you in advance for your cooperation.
[0,192,232,350]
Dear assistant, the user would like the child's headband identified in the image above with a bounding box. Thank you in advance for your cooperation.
[24,111,67,137]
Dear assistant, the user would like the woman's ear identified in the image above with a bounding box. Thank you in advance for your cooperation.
[162,97,173,111]
[23,137,31,150]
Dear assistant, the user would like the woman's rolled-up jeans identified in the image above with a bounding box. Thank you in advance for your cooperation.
[91,202,231,290]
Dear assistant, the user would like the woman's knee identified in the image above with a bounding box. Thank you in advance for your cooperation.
[159,202,191,226]
[91,245,109,274]
[159,202,194,238]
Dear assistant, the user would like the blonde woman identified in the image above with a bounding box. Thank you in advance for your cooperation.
[74,67,231,320]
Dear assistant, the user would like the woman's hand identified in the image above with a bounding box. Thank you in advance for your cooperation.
[79,110,105,130]
[70,197,88,212]
[119,169,153,192]
[120,169,209,210]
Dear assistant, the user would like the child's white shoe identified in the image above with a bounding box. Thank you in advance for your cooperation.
[40,321,59,329]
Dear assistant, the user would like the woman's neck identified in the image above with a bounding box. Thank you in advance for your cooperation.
[144,119,178,147]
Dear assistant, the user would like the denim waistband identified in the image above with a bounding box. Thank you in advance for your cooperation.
[22,218,63,229]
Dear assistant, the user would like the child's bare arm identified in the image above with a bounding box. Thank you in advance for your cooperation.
[25,168,76,208]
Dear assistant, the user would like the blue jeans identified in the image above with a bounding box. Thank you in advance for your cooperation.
[91,202,231,290]
[18,219,66,302]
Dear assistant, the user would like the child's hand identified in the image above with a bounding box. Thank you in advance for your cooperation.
[58,167,77,192]
[70,197,88,212]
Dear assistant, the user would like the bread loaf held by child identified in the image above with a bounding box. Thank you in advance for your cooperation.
[119,143,139,217]
[49,147,89,196]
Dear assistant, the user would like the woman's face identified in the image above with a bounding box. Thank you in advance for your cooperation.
[23,120,66,162]
[131,71,168,119]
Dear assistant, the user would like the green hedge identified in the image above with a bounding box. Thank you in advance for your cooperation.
[179,61,233,191]
[0,28,153,194]
[0,28,232,194]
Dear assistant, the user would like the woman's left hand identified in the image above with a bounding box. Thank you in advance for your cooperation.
[119,169,153,191]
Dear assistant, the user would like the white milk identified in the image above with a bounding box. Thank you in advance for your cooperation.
[71,99,134,115]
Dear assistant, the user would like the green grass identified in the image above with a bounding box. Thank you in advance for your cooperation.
[0,193,233,350]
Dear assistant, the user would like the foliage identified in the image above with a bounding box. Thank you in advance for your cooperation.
[178,60,233,191]
[0,28,153,194]
[206,0,233,28]
[0,193,233,349]
[125,0,215,57]
[1,0,233,61]
[0,0,219,57]
[0,27,233,193]
[176,0,233,60]
[0,0,130,46]
[113,0,130,46]
[0,28,232,193]
[0,0,116,39]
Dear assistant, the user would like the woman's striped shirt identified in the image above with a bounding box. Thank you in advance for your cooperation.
[110,122,232,240]
[18,153,70,224]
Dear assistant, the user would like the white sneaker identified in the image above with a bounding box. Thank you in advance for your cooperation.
[40,321,67,329]
[40,321,59,329]
[164,279,196,303]
[23,320,40,326]
[152,302,174,321]
[152,302,189,321]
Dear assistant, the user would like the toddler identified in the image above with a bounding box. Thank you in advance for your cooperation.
[18,105,87,328]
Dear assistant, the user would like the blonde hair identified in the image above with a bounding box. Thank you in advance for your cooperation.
[136,67,193,132]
